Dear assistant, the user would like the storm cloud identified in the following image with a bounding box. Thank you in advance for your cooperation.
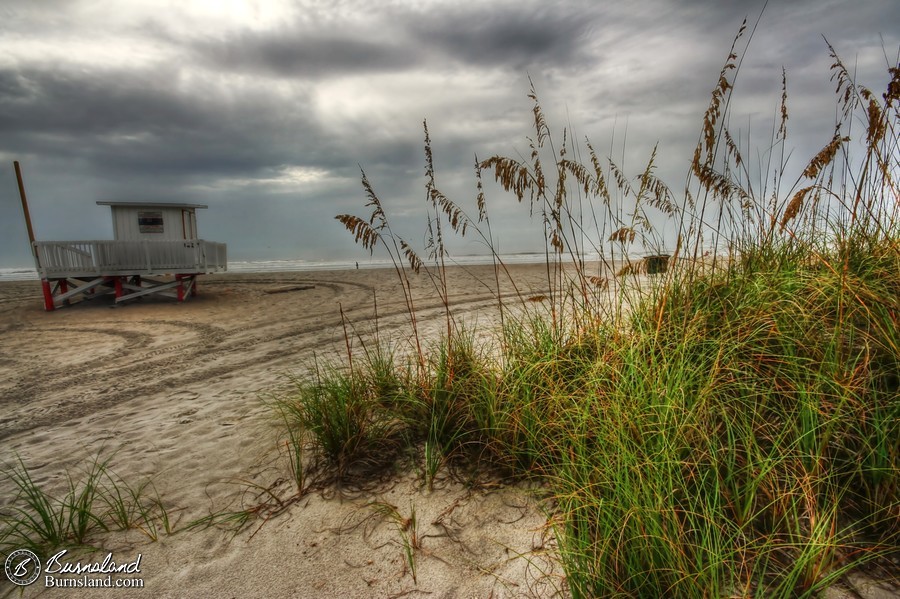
[1,0,898,267]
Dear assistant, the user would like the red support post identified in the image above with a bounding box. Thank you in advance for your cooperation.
[191,275,198,297]
[41,279,55,311]
[59,278,70,306]
[176,275,184,302]
[114,276,123,300]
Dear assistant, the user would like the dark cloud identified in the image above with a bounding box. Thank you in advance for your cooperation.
[406,4,597,71]
[1,0,898,269]
[192,32,418,78]
[0,62,330,179]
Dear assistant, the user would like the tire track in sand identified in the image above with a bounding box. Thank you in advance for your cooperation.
[0,280,519,441]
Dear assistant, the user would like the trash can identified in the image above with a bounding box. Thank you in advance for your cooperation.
[645,254,670,275]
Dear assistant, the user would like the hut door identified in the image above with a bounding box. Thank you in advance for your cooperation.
[181,210,197,239]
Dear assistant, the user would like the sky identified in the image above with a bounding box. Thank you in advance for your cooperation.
[1,0,898,268]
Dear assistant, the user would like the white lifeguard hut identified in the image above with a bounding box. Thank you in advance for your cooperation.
[15,162,227,310]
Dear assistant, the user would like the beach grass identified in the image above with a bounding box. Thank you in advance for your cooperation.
[312,24,900,597]
[0,454,172,560]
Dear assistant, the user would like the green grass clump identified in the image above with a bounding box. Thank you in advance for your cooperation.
[1,454,172,561]
[545,242,898,596]
[277,25,900,597]
[279,365,406,478]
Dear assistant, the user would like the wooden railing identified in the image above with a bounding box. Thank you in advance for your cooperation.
[33,240,227,278]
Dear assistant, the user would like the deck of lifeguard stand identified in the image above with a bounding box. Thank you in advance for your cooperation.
[33,239,227,311]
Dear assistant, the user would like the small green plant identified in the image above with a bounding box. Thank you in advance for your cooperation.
[269,395,310,497]
[1,454,172,560]
[367,500,421,584]
[1,456,104,557]
[98,470,171,542]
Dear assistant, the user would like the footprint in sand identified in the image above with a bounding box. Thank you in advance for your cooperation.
[170,390,200,401]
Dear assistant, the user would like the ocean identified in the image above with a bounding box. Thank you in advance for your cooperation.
[0,253,595,282]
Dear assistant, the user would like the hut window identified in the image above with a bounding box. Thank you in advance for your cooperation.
[138,211,164,233]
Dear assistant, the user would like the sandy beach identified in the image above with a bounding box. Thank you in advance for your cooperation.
[1,264,570,598]
[3,264,895,599]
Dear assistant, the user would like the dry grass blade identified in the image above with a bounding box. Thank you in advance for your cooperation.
[608,227,636,244]
[549,226,564,253]
[616,260,646,276]
[780,186,814,230]
[694,20,746,168]
[724,129,743,168]
[434,189,471,236]
[647,175,677,215]
[481,155,533,203]
[554,131,569,210]
[828,42,859,117]
[335,214,381,254]
[589,276,608,290]
[400,240,423,273]
[864,93,887,147]
[528,79,550,148]
[608,159,633,197]
[586,141,611,203]
[360,169,387,227]
[531,138,546,198]
[693,163,751,206]
[474,156,488,223]
[801,133,848,180]
[636,145,677,216]
[560,158,591,196]
[885,65,900,106]
[778,67,789,140]
[424,120,436,183]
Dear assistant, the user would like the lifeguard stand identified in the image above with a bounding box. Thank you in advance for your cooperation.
[31,201,227,310]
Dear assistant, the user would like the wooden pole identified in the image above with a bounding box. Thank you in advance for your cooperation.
[15,161,55,310]
[14,161,37,251]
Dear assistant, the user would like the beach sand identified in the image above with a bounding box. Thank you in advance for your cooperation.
[0,264,569,598]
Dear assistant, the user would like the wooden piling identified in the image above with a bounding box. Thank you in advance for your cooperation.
[14,161,37,252]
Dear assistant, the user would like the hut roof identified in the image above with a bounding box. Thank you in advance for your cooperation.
[96,201,209,209]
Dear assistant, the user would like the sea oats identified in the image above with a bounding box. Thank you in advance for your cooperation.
[778,68,789,141]
[801,133,848,180]
[609,227,636,244]
[335,214,381,253]
[780,186,813,230]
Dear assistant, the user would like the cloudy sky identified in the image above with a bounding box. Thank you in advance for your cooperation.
[1,0,898,268]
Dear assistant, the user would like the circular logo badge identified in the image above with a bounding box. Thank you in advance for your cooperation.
[5,549,41,586]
